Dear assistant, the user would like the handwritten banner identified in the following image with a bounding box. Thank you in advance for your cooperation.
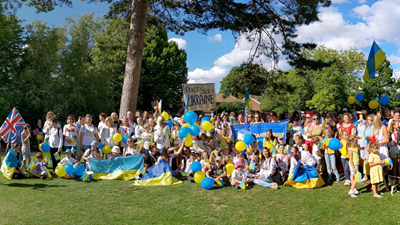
[183,83,216,110]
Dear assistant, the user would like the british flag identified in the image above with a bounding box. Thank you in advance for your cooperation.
[0,108,26,143]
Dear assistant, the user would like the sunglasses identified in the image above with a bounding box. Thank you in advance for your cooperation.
[127,141,133,143]
[313,118,318,121]
[306,117,310,119]
[338,118,342,119]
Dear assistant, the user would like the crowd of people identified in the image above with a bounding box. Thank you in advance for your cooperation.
[1,107,398,198]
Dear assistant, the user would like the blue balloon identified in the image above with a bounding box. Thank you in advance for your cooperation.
[355,94,364,102]
[328,138,341,151]
[73,164,85,176]
[201,177,215,190]
[166,120,173,129]
[77,124,81,129]
[178,127,190,139]
[191,161,202,172]
[122,135,130,145]
[379,96,390,106]
[98,143,103,150]
[189,125,200,136]
[244,134,255,145]
[65,164,74,175]
[257,140,263,150]
[41,143,50,153]
[398,93,400,100]
[201,117,210,124]
[184,111,198,125]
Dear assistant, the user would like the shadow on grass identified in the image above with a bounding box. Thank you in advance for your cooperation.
[4,183,66,190]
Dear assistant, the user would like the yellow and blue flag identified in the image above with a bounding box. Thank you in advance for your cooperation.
[363,41,386,81]
[216,178,224,187]
[244,88,252,124]
[287,123,293,131]
[322,136,329,146]
[28,161,35,170]
[54,152,60,161]
[89,154,144,181]
[134,159,182,186]
[0,149,21,179]
[44,156,50,164]
[20,165,27,173]
[181,172,189,177]
[285,145,290,154]
[239,180,246,190]
[355,171,362,183]
[302,128,307,136]
[249,162,255,170]
[284,162,325,189]
[70,136,76,144]
[184,91,189,113]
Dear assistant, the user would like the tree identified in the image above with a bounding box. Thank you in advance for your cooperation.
[20,0,331,117]
[261,46,366,114]
[216,101,243,114]
[220,63,268,99]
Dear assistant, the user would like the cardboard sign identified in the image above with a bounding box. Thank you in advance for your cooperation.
[183,83,216,111]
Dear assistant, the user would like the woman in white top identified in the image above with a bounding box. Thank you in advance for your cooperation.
[100,116,118,149]
[254,147,278,189]
[356,110,368,147]
[119,117,134,148]
[135,117,145,140]
[98,113,107,139]
[372,116,389,162]
[43,111,55,140]
[45,117,63,171]
[63,115,78,159]
[79,114,100,153]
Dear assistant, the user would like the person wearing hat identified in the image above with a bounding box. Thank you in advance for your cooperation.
[109,146,121,159]
[230,161,249,189]
[82,141,103,171]
[59,148,80,179]
[205,156,229,187]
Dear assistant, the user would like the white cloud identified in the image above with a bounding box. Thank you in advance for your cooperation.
[388,55,400,65]
[208,34,222,42]
[168,38,187,50]
[188,66,229,84]
[297,0,400,52]
[358,0,366,3]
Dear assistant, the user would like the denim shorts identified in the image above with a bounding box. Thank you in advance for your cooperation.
[350,165,359,175]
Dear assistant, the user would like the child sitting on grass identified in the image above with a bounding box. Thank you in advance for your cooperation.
[231,161,248,189]
[29,152,48,179]
[58,149,80,179]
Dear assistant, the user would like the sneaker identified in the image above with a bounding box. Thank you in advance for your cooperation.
[336,179,341,183]
[348,190,354,195]
[271,182,278,190]
[344,180,351,186]
[350,194,357,198]
[235,185,240,189]
[353,189,359,195]
[374,194,382,198]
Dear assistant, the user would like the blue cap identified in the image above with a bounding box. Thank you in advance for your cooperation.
[160,146,165,153]
[90,141,99,148]
[65,149,71,154]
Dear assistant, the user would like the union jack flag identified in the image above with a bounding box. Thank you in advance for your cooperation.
[0,108,26,143]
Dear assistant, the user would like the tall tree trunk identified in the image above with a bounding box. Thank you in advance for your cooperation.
[119,0,149,118]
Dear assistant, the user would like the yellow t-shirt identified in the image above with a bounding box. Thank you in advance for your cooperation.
[340,140,349,158]
[349,147,359,166]
[324,138,335,154]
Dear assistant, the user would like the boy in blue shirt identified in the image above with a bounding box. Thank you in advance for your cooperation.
[29,152,48,179]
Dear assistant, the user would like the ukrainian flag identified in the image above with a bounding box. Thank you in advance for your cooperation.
[355,171,362,183]
[363,41,386,81]
[239,180,246,190]
[28,161,35,170]
[284,162,325,189]
[134,159,182,186]
[89,154,144,181]
[0,149,21,179]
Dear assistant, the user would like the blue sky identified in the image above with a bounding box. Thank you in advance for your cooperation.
[17,0,400,92]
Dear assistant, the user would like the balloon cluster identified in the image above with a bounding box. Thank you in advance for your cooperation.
[349,93,392,109]
[235,134,254,152]
[55,164,86,177]
[177,111,201,147]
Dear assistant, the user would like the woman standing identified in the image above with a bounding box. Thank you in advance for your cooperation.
[63,115,78,159]
[119,117,134,148]
[308,114,324,140]
[79,114,100,153]
[252,113,263,124]
[339,113,356,136]
[45,117,63,172]
[254,148,279,189]
[372,116,390,191]
[100,117,118,150]
[237,114,246,125]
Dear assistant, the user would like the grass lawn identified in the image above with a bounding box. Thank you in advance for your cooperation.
[1,151,400,225]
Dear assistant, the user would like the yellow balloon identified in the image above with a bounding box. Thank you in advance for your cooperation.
[226,163,234,176]
[182,123,190,128]
[194,171,205,184]
[55,165,66,177]
[161,112,169,121]
[201,121,212,131]
[340,140,349,158]
[39,143,43,152]
[369,100,379,109]
[185,134,192,147]
[113,133,122,142]
[348,96,356,104]
[36,135,43,141]
[235,141,246,151]
[102,145,111,154]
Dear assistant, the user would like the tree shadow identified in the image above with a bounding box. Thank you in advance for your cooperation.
[4,183,66,191]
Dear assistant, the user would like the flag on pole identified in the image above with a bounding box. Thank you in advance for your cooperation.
[244,88,252,124]
[239,180,246,190]
[158,100,162,114]
[363,41,387,81]
[70,136,76,144]
[184,91,189,113]
[54,152,60,161]
[28,161,35,170]
[0,108,26,143]
[44,156,50,164]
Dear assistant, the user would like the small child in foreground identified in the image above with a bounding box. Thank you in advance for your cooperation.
[29,152,48,179]
[59,149,80,179]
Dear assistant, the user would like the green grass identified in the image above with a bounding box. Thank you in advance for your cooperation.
[1,151,400,225]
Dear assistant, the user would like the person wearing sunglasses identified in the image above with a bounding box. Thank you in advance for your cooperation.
[308,115,323,142]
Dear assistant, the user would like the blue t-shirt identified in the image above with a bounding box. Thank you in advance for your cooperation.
[35,160,48,171]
